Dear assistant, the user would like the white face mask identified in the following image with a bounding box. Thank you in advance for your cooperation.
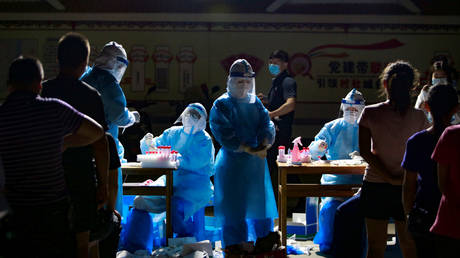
[343,105,364,124]
[182,116,195,134]
[432,78,448,86]
[344,110,359,124]
[229,80,251,99]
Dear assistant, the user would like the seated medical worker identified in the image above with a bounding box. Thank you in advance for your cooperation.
[138,103,215,240]
[308,88,365,252]
[209,59,278,251]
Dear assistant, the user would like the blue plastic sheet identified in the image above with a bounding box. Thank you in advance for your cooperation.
[313,199,343,252]
[119,209,154,253]
[287,245,305,255]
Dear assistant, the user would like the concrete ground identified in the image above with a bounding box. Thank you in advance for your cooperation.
[285,223,403,258]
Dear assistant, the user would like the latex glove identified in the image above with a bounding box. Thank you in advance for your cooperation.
[131,111,140,123]
[242,144,270,159]
[251,148,268,159]
[140,133,155,153]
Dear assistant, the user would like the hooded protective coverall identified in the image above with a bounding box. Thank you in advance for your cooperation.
[309,88,365,252]
[137,103,215,240]
[81,41,139,215]
[210,59,278,247]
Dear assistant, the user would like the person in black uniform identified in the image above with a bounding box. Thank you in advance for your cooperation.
[258,50,297,201]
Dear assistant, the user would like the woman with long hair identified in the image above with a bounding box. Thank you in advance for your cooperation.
[358,60,429,258]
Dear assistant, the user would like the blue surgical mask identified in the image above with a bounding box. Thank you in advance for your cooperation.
[427,112,458,125]
[432,78,448,85]
[269,64,280,76]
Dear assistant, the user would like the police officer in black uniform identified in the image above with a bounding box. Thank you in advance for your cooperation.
[258,50,297,201]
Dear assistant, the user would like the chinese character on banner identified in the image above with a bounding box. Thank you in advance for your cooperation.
[176,46,197,93]
[340,78,350,88]
[352,79,361,89]
[356,62,368,74]
[343,61,355,73]
[152,46,173,92]
[128,45,149,92]
[327,78,338,88]
[370,62,383,74]
[329,61,340,73]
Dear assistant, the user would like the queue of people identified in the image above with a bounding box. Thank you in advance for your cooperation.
[0,30,459,258]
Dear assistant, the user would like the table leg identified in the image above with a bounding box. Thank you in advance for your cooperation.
[166,171,173,243]
[280,168,287,247]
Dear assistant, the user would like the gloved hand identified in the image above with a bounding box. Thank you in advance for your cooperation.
[143,133,154,146]
[241,144,270,159]
[251,148,268,159]
[140,133,155,153]
[131,111,140,123]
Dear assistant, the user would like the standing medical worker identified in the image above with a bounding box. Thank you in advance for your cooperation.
[81,41,140,215]
[210,59,278,252]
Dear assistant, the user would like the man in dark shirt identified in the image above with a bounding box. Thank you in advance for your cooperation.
[41,32,109,258]
[259,50,297,199]
[0,57,104,257]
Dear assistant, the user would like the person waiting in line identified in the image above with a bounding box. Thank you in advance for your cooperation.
[81,41,140,217]
[402,84,459,258]
[96,133,123,258]
[0,56,104,257]
[430,122,460,257]
[415,59,460,124]
[359,60,429,258]
[41,33,110,258]
[307,88,365,253]
[258,50,297,202]
[136,102,215,241]
[210,59,278,254]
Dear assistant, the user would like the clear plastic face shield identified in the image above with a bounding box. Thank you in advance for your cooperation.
[112,56,128,83]
[341,89,365,124]
[174,103,207,134]
[94,41,129,83]
[341,102,365,124]
[227,59,256,103]
[227,77,256,102]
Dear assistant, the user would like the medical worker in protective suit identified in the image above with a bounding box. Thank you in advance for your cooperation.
[210,59,278,250]
[308,88,365,252]
[136,103,215,240]
[81,41,140,215]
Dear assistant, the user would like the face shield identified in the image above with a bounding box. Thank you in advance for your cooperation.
[174,103,207,134]
[226,59,256,103]
[94,41,129,83]
[341,88,365,124]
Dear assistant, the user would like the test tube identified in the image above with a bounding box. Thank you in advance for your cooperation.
[165,146,171,160]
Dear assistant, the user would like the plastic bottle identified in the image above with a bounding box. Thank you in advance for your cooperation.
[277,146,286,163]
[301,147,312,163]
[291,136,303,165]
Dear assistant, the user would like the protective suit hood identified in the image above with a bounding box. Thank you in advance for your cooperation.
[226,59,256,103]
[174,103,207,134]
[341,88,365,124]
[94,41,129,83]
